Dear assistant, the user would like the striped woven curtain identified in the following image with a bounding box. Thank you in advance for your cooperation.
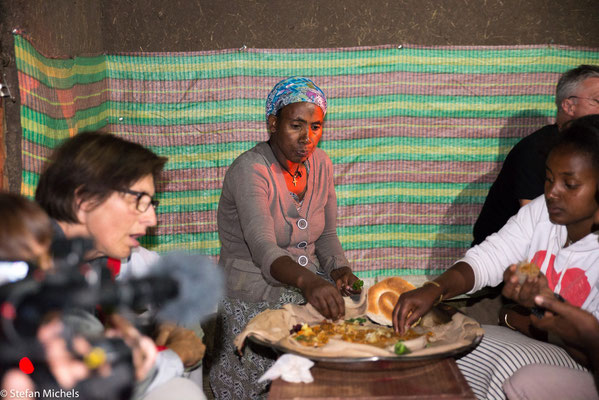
[15,34,599,278]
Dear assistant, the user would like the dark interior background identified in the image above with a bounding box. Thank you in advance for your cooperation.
[1,0,598,191]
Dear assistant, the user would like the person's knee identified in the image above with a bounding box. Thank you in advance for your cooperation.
[503,376,525,400]
[503,365,538,400]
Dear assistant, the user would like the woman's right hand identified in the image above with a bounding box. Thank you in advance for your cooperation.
[270,256,346,320]
[392,284,441,334]
[300,276,345,320]
[392,262,474,334]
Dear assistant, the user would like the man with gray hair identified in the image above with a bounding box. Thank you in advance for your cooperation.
[472,64,599,246]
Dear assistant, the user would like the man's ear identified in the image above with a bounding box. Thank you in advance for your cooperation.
[267,114,278,135]
[561,97,576,118]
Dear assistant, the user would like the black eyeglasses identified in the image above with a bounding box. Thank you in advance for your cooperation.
[119,189,159,212]
[568,96,599,106]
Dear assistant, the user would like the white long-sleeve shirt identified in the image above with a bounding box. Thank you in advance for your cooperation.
[460,195,599,318]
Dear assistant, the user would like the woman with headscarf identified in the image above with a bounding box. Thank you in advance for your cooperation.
[210,77,361,399]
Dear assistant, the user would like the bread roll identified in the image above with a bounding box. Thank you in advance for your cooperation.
[366,277,415,326]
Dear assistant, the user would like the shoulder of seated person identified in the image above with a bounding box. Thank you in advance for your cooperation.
[229,149,268,171]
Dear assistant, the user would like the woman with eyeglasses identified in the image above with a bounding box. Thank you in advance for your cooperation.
[36,131,165,261]
[35,131,208,400]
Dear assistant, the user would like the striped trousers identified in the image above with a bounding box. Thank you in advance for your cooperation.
[456,325,586,400]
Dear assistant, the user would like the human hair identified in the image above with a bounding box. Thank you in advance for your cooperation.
[0,192,52,261]
[35,131,168,223]
[550,114,599,172]
[555,65,599,111]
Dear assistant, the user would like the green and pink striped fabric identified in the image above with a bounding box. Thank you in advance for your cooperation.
[15,34,599,278]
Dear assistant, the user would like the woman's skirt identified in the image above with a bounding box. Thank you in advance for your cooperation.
[209,288,305,400]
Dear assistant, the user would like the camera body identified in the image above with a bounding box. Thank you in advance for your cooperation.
[0,238,139,399]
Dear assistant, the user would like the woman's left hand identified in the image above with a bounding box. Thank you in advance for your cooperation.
[330,267,361,296]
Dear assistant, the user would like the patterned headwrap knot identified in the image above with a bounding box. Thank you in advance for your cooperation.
[265,77,327,121]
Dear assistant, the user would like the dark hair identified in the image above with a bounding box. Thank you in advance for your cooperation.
[550,114,599,172]
[555,65,599,110]
[35,131,168,223]
[0,192,52,261]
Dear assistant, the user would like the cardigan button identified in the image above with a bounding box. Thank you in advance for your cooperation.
[297,219,308,230]
[297,241,308,249]
[297,255,309,266]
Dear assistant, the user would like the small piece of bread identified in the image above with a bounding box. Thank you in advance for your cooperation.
[516,261,540,285]
[366,277,416,326]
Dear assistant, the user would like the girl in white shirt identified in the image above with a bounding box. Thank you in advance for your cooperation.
[393,114,599,399]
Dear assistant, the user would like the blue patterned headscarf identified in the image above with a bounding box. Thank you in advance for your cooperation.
[265,77,327,121]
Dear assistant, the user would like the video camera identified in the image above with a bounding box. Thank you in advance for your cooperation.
[1,237,222,339]
[0,237,223,399]
[0,238,173,340]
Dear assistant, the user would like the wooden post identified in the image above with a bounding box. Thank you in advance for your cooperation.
[0,98,6,191]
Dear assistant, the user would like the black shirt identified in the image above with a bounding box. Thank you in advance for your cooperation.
[472,124,558,245]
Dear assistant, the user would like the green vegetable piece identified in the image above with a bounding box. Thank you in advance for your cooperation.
[352,279,364,291]
[394,341,410,355]
[345,317,367,324]
[295,335,308,341]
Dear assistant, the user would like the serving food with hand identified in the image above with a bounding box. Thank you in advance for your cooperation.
[366,277,416,326]
[235,275,484,360]
[241,280,483,360]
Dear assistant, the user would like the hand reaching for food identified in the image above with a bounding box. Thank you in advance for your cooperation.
[330,267,362,296]
[367,277,415,326]
[301,277,346,320]
[392,281,440,334]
